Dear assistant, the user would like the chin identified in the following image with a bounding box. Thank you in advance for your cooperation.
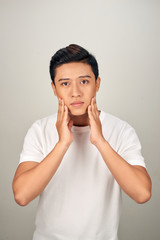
[69,108,88,116]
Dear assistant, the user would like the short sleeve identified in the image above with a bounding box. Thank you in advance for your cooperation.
[19,120,44,164]
[118,122,146,168]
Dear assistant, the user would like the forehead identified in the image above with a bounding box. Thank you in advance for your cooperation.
[55,62,94,80]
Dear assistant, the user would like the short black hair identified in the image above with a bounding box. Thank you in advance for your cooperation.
[49,44,99,86]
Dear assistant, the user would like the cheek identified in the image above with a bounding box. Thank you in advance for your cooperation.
[86,96,93,105]
[63,98,70,108]
[56,90,67,102]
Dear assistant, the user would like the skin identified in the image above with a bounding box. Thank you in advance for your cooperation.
[12,61,152,206]
[51,62,152,204]
[51,62,102,145]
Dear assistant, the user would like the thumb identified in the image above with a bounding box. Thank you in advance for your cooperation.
[68,119,74,130]
[88,119,91,127]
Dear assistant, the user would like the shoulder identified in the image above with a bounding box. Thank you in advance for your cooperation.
[101,110,128,129]
[39,113,57,126]
[100,110,137,139]
[31,113,57,128]
[25,113,58,137]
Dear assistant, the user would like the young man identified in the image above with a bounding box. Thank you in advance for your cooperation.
[12,44,151,240]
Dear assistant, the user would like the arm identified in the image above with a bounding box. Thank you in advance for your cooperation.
[12,141,69,206]
[12,98,74,206]
[88,97,152,203]
[95,138,151,203]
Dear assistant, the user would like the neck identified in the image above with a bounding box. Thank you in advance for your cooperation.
[69,110,101,127]
[69,111,89,127]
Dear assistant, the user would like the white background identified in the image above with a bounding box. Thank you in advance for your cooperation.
[1,0,160,239]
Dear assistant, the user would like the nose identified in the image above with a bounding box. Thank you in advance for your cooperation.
[71,82,82,98]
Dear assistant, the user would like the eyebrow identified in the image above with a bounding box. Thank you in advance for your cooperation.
[58,75,91,82]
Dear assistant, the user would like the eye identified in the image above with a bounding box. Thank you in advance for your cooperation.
[61,82,70,86]
[81,80,88,84]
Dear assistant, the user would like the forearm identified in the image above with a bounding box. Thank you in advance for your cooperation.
[13,141,69,206]
[95,138,151,203]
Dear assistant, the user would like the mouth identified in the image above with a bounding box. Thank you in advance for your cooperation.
[70,101,84,107]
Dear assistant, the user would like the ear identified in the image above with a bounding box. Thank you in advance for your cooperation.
[96,77,101,92]
[51,82,57,97]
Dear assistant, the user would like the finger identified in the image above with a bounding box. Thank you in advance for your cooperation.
[57,98,62,122]
[58,98,65,122]
[92,97,99,117]
[63,104,70,124]
[93,97,98,111]
[88,105,94,121]
[91,97,97,118]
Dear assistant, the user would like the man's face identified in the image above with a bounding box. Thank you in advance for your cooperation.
[51,62,101,116]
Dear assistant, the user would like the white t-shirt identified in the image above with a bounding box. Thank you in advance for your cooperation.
[19,110,146,240]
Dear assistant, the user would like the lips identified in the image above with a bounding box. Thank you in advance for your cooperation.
[71,101,84,105]
[71,101,84,107]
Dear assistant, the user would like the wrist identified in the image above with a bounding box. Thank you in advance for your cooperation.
[57,140,71,150]
[94,136,107,149]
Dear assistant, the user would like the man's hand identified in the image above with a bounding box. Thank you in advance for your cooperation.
[56,98,74,147]
[12,99,74,206]
[88,97,105,146]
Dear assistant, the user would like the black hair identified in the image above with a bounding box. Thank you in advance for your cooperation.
[49,44,99,86]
